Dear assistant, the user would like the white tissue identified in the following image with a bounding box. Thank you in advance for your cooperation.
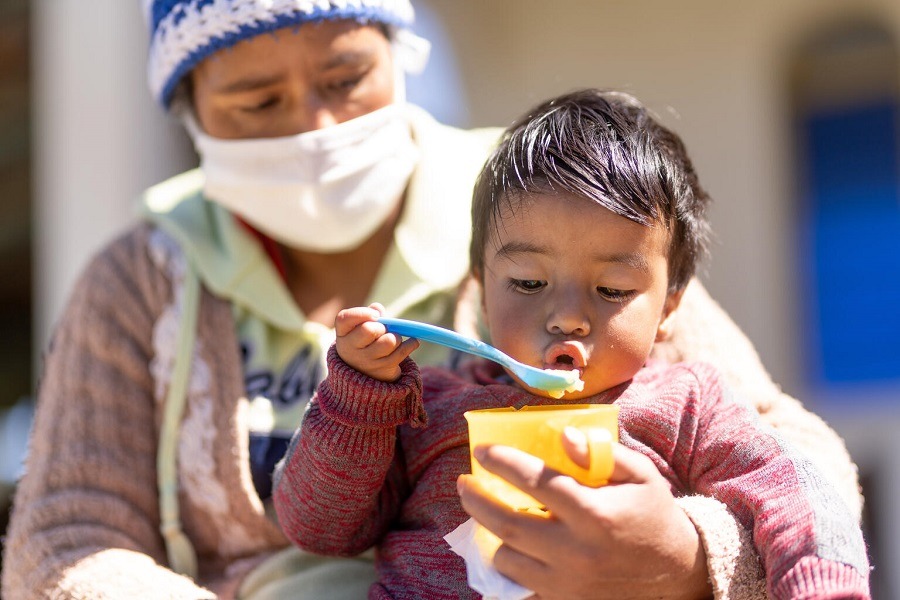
[444,518,534,600]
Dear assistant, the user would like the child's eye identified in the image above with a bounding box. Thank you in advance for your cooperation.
[597,287,635,302]
[509,279,546,293]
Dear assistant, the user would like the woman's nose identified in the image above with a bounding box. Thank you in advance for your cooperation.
[288,89,340,133]
[308,107,339,131]
[297,104,339,132]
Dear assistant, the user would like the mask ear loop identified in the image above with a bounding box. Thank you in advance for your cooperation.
[391,28,431,104]
[169,87,208,148]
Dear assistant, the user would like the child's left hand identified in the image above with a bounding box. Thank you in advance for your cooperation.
[334,303,420,382]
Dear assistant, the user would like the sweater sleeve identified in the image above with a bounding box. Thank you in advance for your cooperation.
[680,365,869,599]
[650,280,864,599]
[273,346,425,557]
[0,229,215,600]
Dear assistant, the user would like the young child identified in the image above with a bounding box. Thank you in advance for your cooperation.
[273,89,869,599]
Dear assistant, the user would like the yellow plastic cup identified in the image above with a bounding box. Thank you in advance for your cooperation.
[463,404,619,511]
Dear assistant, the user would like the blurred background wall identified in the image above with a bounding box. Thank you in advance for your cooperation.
[1,0,897,594]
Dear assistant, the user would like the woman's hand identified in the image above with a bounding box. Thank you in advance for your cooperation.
[457,430,712,600]
[334,303,419,382]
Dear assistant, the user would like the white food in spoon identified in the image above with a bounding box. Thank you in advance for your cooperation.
[542,369,585,399]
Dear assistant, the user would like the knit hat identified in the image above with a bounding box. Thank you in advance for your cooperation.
[144,0,416,110]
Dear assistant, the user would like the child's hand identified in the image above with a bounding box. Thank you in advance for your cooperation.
[334,303,420,382]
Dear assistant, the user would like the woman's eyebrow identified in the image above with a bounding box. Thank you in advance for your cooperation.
[218,73,284,94]
[319,49,376,70]
[214,48,377,94]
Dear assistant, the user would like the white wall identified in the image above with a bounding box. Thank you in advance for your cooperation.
[31,0,194,353]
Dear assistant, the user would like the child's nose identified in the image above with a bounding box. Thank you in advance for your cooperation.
[546,294,591,336]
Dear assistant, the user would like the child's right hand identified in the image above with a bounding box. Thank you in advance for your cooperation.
[334,303,420,382]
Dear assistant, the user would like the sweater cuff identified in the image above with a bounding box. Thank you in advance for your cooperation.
[772,557,870,599]
[319,344,427,428]
[677,495,766,600]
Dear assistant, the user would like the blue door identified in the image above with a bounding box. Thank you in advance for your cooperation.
[800,102,900,390]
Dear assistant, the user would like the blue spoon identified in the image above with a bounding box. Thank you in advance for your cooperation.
[378,317,582,398]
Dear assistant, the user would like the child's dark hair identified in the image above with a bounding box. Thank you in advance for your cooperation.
[470,89,711,293]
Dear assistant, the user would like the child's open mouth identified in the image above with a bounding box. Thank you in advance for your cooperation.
[540,344,587,398]
[552,354,576,367]
[543,342,587,373]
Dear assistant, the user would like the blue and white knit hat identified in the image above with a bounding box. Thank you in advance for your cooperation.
[144,0,416,109]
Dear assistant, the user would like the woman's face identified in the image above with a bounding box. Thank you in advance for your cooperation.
[190,20,395,139]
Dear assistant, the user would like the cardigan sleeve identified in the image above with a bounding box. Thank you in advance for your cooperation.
[1,229,215,600]
[273,346,424,557]
[677,495,767,600]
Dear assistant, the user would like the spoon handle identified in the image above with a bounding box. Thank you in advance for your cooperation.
[378,317,505,364]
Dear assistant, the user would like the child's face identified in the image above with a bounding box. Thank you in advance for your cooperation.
[480,192,681,399]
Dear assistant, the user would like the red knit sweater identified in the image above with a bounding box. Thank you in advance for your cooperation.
[274,347,870,599]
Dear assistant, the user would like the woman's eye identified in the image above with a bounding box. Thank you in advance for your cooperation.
[597,287,635,302]
[324,70,369,94]
[241,97,279,113]
[329,76,364,92]
[510,279,546,293]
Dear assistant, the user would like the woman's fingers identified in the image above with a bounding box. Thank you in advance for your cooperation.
[456,473,560,562]
[560,426,590,469]
[491,538,552,594]
[466,444,606,521]
[561,428,657,485]
[461,441,655,513]
[465,442,663,529]
[606,442,656,484]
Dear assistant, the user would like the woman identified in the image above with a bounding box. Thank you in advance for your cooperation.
[1,1,861,598]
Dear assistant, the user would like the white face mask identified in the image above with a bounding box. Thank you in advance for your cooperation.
[183,103,419,253]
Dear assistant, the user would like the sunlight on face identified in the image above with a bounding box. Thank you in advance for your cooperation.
[481,192,681,399]
[190,20,395,139]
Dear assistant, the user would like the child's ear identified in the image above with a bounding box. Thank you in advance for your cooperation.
[655,288,685,342]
